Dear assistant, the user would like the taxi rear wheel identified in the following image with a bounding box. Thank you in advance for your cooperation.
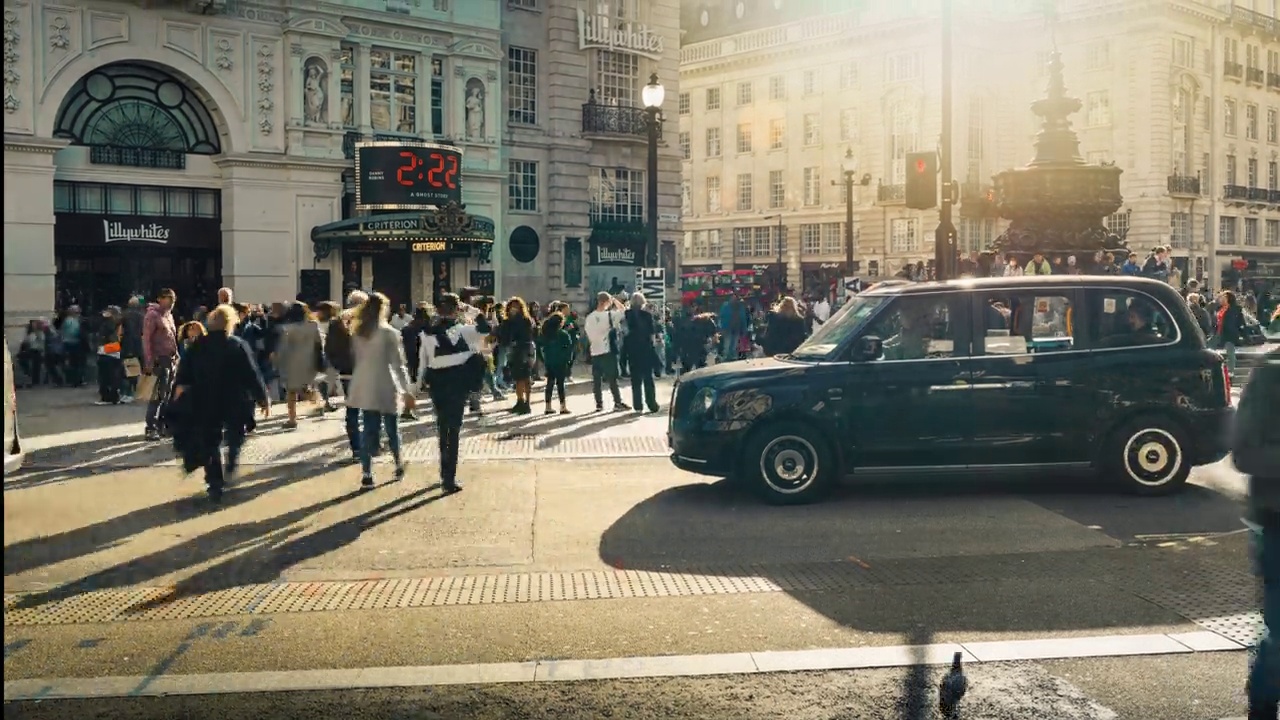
[1100,415,1191,496]
[742,422,836,505]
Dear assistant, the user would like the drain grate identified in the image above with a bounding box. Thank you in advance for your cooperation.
[3,552,1261,638]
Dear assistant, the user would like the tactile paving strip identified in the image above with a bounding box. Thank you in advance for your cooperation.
[22,434,669,469]
[3,552,1261,639]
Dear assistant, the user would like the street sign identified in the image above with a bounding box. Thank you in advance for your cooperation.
[659,213,680,223]
[635,267,666,306]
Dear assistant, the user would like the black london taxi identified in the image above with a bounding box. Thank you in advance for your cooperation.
[668,275,1234,505]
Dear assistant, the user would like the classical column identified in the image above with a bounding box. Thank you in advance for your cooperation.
[289,42,305,126]
[356,42,372,131]
[3,137,68,349]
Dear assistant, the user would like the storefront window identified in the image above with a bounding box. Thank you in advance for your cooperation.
[166,188,192,215]
[370,49,417,133]
[194,190,219,218]
[54,182,72,212]
[107,186,132,214]
[76,185,104,213]
[138,187,164,214]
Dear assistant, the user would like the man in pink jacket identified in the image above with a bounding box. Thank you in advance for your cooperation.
[142,288,179,441]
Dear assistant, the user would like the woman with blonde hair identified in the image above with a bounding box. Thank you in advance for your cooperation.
[763,296,807,356]
[171,304,270,501]
[346,291,414,488]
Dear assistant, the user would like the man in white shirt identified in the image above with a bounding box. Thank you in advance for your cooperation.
[810,296,830,334]
[389,304,411,331]
[582,291,628,412]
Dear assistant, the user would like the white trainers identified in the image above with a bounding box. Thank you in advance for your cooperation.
[119,395,134,403]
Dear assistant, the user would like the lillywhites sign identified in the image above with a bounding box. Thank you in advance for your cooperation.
[596,246,637,264]
[577,8,665,60]
[103,220,170,244]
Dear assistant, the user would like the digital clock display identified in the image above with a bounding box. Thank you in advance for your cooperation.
[355,142,463,210]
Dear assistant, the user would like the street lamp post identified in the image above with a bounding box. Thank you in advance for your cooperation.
[934,0,957,282]
[764,213,786,296]
[841,149,859,276]
[641,73,665,269]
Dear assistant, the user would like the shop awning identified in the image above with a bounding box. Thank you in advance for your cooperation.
[311,202,495,263]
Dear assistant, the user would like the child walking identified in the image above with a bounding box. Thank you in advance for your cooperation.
[538,310,574,415]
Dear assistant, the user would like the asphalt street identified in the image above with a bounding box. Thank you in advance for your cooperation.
[3,382,1261,719]
[1,654,1249,720]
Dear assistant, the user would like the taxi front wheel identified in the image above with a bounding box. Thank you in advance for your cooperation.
[742,422,836,505]
[1100,415,1192,496]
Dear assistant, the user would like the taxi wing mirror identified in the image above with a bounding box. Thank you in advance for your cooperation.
[852,335,883,361]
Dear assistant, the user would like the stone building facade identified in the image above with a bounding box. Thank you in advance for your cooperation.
[679,0,1280,294]
[2,0,505,344]
[501,0,682,306]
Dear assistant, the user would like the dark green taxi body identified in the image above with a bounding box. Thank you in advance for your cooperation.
[668,276,1234,503]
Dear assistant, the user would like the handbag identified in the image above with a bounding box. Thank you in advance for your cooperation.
[135,373,157,401]
[122,358,142,377]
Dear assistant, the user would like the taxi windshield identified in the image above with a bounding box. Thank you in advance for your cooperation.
[792,295,889,359]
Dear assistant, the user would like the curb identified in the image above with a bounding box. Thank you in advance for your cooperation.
[2,630,1245,701]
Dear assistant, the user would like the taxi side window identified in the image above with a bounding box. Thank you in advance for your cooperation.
[864,296,957,361]
[979,293,1075,354]
[1089,291,1177,349]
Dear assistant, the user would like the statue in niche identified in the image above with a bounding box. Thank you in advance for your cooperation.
[303,57,328,125]
[465,78,485,140]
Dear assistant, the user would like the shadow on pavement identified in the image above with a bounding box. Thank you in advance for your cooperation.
[597,474,1252,720]
[3,464,314,577]
[8,482,371,610]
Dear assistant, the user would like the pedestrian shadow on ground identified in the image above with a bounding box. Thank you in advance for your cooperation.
[3,464,314,578]
[597,473,1253,720]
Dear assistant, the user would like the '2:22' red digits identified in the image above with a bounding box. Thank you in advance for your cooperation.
[396,150,458,189]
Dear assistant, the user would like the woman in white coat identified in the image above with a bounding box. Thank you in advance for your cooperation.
[346,291,415,488]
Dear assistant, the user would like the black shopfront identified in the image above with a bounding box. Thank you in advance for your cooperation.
[53,181,222,316]
[586,222,646,298]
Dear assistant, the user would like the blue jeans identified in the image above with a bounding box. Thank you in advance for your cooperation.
[1223,341,1238,377]
[340,379,360,455]
[720,331,740,361]
[1252,523,1279,708]
[359,409,402,475]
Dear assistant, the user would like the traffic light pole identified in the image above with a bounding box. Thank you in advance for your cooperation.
[934,0,956,282]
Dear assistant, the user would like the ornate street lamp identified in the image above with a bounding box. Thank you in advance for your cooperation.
[641,73,665,268]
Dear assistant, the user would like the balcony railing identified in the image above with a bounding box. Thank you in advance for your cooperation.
[877,183,905,203]
[89,145,186,170]
[1225,60,1244,79]
[1270,72,1280,89]
[1229,6,1278,38]
[1224,184,1249,200]
[1249,187,1270,202]
[1248,67,1266,84]
[1167,174,1201,196]
[581,95,656,139]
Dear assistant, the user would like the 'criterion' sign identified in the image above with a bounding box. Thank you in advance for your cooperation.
[411,240,449,253]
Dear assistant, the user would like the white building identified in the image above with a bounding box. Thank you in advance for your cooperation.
[678,0,1280,295]
[501,0,682,306]
[3,0,506,344]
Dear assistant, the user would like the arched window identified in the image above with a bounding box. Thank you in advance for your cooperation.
[53,62,221,155]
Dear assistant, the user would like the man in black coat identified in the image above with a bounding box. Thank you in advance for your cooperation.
[622,293,660,413]
[1235,348,1279,720]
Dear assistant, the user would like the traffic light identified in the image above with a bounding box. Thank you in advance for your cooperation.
[905,151,938,210]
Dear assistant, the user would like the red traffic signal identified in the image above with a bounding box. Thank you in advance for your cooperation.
[905,152,938,210]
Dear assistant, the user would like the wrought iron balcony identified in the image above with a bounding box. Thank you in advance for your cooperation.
[1249,187,1270,202]
[1224,61,1244,79]
[1270,72,1280,89]
[581,94,658,139]
[89,145,186,170]
[1270,189,1280,203]
[1167,174,1201,196]
[877,183,905,204]
[1224,184,1249,200]
[1248,67,1266,84]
